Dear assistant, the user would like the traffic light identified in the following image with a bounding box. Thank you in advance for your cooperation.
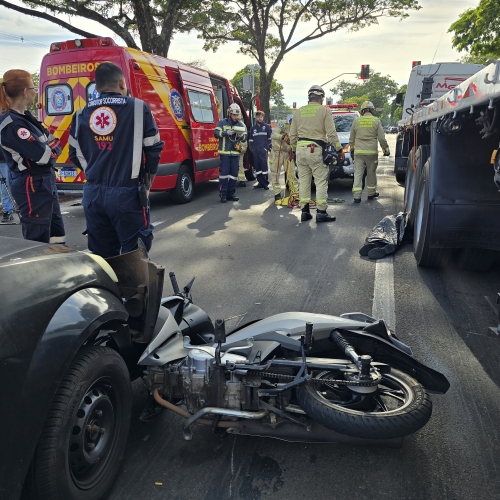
[360,64,370,80]
[293,102,296,109]
[412,61,421,67]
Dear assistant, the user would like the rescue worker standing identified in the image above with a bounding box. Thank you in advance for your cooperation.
[0,69,66,242]
[249,111,272,189]
[269,119,298,201]
[69,62,164,257]
[290,85,341,223]
[214,103,247,202]
[349,101,390,203]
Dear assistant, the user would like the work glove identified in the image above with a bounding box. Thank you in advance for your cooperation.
[383,148,390,156]
[226,129,236,136]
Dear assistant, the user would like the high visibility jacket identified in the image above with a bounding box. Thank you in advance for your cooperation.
[69,92,164,187]
[0,110,61,176]
[289,103,341,150]
[348,112,388,155]
[214,118,247,156]
[271,123,292,152]
[249,122,272,152]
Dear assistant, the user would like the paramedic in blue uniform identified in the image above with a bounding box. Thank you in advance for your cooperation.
[249,110,272,189]
[214,103,247,203]
[69,62,164,258]
[0,69,65,242]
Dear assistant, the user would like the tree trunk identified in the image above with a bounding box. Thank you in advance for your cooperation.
[259,68,272,122]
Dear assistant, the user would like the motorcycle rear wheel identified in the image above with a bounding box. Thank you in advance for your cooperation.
[296,368,432,439]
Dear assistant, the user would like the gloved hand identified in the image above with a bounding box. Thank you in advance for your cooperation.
[226,129,236,136]
[383,148,390,156]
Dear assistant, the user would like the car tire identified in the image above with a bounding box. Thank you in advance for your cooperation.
[173,164,194,204]
[25,346,132,500]
[413,159,451,268]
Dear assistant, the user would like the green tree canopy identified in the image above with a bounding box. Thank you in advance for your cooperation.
[0,0,202,56]
[449,0,500,59]
[194,0,420,120]
[331,70,399,123]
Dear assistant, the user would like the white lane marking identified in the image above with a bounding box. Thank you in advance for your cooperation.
[152,220,165,227]
[372,255,396,331]
[484,295,498,315]
[229,436,237,498]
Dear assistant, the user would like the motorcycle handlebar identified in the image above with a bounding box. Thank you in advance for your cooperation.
[169,272,180,295]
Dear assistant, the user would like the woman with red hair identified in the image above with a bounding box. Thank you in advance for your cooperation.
[0,69,65,243]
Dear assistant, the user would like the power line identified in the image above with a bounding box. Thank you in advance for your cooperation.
[0,31,48,48]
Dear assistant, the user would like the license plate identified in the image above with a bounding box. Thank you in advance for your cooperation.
[58,168,77,178]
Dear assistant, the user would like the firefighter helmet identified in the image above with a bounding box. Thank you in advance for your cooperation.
[228,103,241,117]
[308,85,325,98]
[361,101,375,113]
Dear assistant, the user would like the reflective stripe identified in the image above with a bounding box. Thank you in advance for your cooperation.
[0,117,26,171]
[37,145,52,165]
[228,175,238,180]
[316,198,327,202]
[299,198,311,203]
[355,149,378,154]
[352,186,363,192]
[131,99,144,179]
[39,133,48,142]
[143,132,160,147]
[218,150,240,155]
[219,175,230,179]
[68,135,87,170]
[252,132,268,136]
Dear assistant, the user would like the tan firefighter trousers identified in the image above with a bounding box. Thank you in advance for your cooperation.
[269,147,298,196]
[297,143,329,211]
[353,154,378,200]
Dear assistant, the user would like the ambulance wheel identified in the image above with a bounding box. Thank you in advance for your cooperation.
[173,165,194,204]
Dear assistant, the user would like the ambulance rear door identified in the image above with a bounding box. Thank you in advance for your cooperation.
[177,64,220,179]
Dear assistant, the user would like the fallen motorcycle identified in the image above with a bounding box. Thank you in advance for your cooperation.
[4,242,449,500]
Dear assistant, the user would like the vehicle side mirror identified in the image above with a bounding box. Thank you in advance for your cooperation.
[395,93,404,107]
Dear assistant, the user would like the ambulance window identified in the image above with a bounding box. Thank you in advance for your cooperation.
[187,90,215,123]
[86,82,100,102]
[45,84,73,115]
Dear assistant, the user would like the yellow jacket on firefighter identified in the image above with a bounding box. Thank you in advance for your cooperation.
[290,103,341,150]
[348,111,388,155]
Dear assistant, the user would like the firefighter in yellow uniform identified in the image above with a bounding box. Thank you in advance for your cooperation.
[290,85,342,223]
[237,138,248,187]
[349,101,390,203]
[268,119,298,201]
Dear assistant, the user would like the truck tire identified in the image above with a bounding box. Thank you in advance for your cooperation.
[296,369,432,439]
[26,346,132,500]
[406,145,430,230]
[413,159,451,268]
[403,148,415,225]
[456,248,499,272]
[173,164,194,204]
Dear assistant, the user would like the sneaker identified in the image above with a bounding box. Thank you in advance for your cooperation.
[1,212,14,223]
[220,197,227,203]
[226,196,239,201]
[237,181,246,187]
[367,192,380,200]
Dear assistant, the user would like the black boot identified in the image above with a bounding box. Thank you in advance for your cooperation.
[316,209,336,223]
[301,203,313,222]
[367,192,379,200]
[275,193,282,201]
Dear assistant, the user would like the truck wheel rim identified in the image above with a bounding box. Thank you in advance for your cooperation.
[181,173,193,198]
[69,377,118,489]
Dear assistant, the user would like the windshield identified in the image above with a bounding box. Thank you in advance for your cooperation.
[333,115,356,132]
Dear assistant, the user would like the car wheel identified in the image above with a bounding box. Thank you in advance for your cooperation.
[26,346,132,500]
[173,164,194,204]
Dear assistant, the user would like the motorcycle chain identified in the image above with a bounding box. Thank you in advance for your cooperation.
[249,371,380,387]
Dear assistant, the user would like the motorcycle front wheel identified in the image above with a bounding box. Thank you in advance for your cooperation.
[296,368,432,439]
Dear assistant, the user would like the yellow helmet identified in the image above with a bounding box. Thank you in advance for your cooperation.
[361,101,375,112]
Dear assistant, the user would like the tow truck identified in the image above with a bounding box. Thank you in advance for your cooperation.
[396,60,500,271]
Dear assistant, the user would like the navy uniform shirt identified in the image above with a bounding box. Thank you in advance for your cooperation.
[248,122,272,152]
[0,110,61,176]
[69,92,164,188]
[214,117,247,155]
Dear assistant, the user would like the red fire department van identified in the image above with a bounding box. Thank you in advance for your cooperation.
[38,37,249,202]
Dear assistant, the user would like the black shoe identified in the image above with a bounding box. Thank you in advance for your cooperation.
[1,212,14,223]
[227,196,239,201]
[263,185,269,190]
[274,193,282,201]
[316,210,336,223]
[237,181,246,187]
[301,204,312,222]
[359,243,376,256]
[220,197,227,203]
[353,199,361,204]
[367,192,380,200]
[253,183,264,189]
[368,244,395,259]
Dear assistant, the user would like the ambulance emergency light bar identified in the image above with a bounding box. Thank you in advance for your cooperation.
[50,37,116,52]
[327,103,358,108]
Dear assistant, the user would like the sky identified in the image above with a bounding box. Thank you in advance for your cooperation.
[0,0,480,107]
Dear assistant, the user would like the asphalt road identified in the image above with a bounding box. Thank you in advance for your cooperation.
[2,135,500,499]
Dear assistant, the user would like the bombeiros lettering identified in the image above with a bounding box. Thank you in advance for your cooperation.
[47,62,101,76]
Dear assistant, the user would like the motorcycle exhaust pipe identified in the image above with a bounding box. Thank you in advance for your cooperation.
[153,389,268,441]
